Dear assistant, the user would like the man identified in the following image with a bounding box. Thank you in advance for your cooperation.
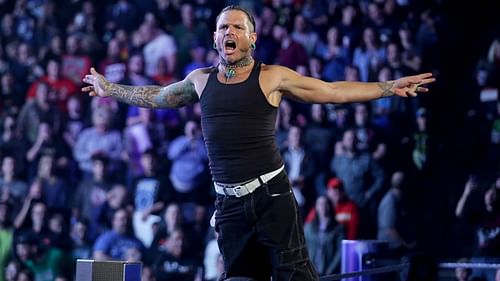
[82,5,435,281]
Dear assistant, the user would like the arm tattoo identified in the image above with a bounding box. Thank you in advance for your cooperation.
[106,80,198,108]
[377,81,395,97]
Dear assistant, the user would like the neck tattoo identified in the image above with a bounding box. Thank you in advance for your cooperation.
[220,57,254,81]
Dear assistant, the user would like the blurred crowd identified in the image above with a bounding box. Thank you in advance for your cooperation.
[0,0,499,281]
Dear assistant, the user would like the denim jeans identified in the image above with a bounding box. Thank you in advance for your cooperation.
[214,170,319,281]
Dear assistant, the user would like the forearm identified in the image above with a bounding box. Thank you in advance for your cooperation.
[105,80,198,109]
[330,81,395,103]
[455,192,470,217]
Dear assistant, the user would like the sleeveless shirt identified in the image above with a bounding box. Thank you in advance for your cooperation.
[199,61,283,183]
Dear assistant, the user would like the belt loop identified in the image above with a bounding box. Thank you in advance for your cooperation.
[257,176,264,186]
[223,186,230,196]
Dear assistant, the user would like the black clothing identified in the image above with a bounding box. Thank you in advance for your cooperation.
[200,61,283,183]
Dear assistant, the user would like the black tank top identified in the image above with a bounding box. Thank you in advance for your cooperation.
[200,61,283,183]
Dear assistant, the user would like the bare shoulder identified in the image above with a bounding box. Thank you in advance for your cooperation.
[261,64,298,83]
[186,66,216,96]
[260,64,301,92]
[260,64,290,75]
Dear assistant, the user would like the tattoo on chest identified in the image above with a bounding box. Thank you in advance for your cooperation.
[377,81,395,97]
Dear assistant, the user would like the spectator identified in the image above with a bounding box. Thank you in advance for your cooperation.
[151,203,202,260]
[99,38,127,84]
[352,26,386,82]
[73,107,123,177]
[12,231,70,281]
[152,228,200,281]
[0,113,26,171]
[281,125,316,212]
[123,108,170,177]
[97,183,131,231]
[141,13,177,77]
[16,82,61,145]
[304,104,334,194]
[72,153,113,241]
[131,149,172,247]
[4,260,21,281]
[14,196,63,252]
[46,212,72,251]
[203,229,222,281]
[93,208,144,261]
[104,0,138,34]
[172,3,209,75]
[167,120,210,204]
[305,178,360,240]
[61,34,92,86]
[0,72,24,111]
[412,107,432,172]
[304,196,345,275]
[352,102,387,161]
[26,123,70,180]
[291,14,319,56]
[0,156,28,214]
[377,171,416,257]
[456,178,500,281]
[330,129,384,238]
[273,24,309,70]
[33,152,70,213]
[69,218,92,260]
[26,58,78,113]
[0,201,13,281]
[183,43,207,77]
[454,258,473,281]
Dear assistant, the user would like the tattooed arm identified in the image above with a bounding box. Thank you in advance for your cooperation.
[82,68,199,108]
[267,65,435,104]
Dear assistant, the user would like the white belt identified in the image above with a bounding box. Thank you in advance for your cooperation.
[214,165,285,197]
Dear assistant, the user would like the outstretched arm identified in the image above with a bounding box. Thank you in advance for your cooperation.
[275,66,436,104]
[82,68,198,108]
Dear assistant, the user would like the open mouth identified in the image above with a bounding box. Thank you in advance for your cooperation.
[224,40,236,52]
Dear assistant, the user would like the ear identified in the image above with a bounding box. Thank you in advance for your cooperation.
[250,32,257,46]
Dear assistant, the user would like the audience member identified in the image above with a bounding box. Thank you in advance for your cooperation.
[93,208,144,261]
[377,171,416,257]
[73,107,123,177]
[304,196,345,275]
[167,120,210,204]
[456,177,500,281]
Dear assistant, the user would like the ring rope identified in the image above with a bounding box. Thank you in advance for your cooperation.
[438,262,500,269]
[319,263,409,281]
[318,262,500,281]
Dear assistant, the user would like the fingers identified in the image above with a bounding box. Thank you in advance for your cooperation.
[81,85,96,96]
[418,77,436,85]
[417,72,434,79]
[416,87,429,92]
[82,74,93,85]
[81,86,93,92]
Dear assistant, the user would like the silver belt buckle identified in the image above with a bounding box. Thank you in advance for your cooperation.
[232,185,247,197]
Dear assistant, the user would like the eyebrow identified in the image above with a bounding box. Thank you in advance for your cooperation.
[218,23,246,29]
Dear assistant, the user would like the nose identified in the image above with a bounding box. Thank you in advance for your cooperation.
[225,26,235,35]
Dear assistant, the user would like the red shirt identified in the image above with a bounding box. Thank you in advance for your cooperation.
[305,199,360,240]
[27,76,78,112]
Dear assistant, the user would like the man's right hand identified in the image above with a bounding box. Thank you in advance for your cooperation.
[82,67,110,97]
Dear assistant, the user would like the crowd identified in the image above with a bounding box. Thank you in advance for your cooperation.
[0,0,499,281]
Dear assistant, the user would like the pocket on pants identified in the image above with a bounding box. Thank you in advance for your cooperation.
[265,175,292,197]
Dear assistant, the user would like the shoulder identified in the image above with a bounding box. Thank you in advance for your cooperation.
[260,64,294,76]
[259,63,301,93]
[186,66,215,81]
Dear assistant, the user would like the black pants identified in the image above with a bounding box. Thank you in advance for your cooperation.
[214,171,319,281]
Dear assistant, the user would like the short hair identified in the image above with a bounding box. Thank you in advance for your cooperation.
[216,5,256,32]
